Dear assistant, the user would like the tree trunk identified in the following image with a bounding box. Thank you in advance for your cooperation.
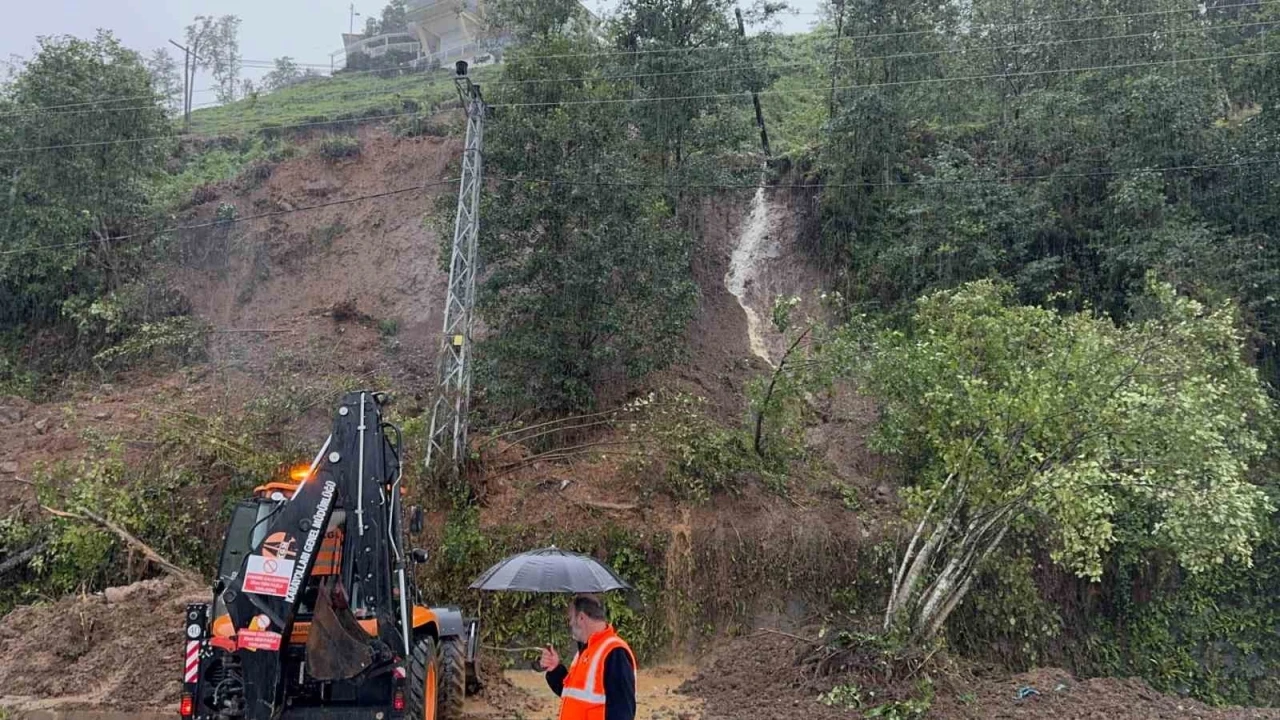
[885,475,964,630]
[883,493,1018,647]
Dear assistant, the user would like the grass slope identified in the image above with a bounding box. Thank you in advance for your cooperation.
[189,65,499,136]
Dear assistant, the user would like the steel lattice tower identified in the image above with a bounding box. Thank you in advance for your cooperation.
[426,63,485,485]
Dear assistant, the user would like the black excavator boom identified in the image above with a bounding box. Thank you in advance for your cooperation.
[180,391,482,720]
[223,390,405,719]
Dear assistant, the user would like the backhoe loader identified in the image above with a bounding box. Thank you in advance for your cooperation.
[179,391,480,720]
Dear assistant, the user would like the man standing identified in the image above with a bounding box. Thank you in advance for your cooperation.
[540,594,637,720]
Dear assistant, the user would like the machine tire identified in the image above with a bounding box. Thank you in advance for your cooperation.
[439,637,467,719]
[407,636,441,720]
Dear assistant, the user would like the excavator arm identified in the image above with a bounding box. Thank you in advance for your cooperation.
[222,391,407,720]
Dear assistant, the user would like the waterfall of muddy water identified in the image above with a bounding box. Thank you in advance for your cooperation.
[725,184,775,366]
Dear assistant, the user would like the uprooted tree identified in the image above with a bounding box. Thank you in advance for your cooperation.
[853,279,1274,647]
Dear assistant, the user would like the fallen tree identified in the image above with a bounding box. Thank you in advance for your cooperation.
[42,505,201,585]
[0,541,50,576]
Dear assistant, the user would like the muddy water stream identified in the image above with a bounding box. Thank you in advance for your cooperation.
[725,184,776,366]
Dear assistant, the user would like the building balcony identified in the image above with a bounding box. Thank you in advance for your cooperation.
[406,0,481,22]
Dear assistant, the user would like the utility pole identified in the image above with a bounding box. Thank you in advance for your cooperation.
[168,39,194,131]
[735,8,771,157]
[425,61,486,493]
[169,39,207,131]
[828,0,846,122]
[350,3,361,34]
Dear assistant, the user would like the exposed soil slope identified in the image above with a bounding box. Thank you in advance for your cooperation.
[685,634,1280,720]
[0,577,206,712]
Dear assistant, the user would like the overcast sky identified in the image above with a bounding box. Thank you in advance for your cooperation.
[2,1,825,94]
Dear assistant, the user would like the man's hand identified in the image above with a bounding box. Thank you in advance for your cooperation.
[540,645,561,672]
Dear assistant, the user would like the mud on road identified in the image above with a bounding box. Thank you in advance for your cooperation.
[3,585,1278,720]
[3,668,700,720]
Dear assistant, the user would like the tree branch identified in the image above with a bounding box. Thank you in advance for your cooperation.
[0,541,50,576]
[42,505,200,584]
[755,326,814,457]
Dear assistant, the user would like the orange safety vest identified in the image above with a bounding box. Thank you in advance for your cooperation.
[558,626,636,720]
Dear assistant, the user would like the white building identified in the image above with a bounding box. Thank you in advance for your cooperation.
[334,0,596,72]
[405,0,491,64]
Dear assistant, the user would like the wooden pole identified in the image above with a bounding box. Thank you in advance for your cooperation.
[736,8,771,157]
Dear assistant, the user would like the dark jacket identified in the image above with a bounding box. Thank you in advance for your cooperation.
[546,641,637,720]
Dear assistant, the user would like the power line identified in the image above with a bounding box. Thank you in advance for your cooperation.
[2,48,1273,151]
[0,96,226,121]
[489,50,1280,107]
[489,157,1280,191]
[0,1,1270,120]
[484,18,1277,89]
[0,107,433,154]
[9,13,1274,123]
[0,179,459,258]
[0,94,161,118]
[4,7,1269,121]
[7,159,1271,257]
[2,47,1270,151]
[0,58,461,120]
[499,0,1279,61]
[849,0,1280,42]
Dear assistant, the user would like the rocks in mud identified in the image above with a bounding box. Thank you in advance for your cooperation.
[303,179,340,197]
[91,408,113,420]
[0,461,18,474]
[33,417,49,434]
[104,584,143,604]
[0,396,30,425]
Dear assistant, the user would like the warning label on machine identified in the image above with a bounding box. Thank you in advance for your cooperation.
[244,554,295,597]
[237,630,283,652]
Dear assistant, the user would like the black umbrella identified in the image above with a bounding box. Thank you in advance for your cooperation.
[470,546,632,593]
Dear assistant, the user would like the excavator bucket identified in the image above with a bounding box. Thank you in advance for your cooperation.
[305,581,374,680]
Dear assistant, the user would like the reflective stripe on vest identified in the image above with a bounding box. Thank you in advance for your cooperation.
[557,629,636,720]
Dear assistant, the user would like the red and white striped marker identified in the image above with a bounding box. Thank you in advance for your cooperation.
[184,641,200,683]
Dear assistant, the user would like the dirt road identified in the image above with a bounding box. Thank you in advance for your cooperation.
[3,667,702,720]
[467,666,701,720]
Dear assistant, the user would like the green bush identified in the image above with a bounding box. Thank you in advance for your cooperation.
[153,137,287,211]
[91,316,207,369]
[947,550,1063,670]
[1081,537,1280,705]
[318,135,362,160]
[0,392,307,618]
[308,221,347,252]
[820,683,865,709]
[391,114,454,138]
[627,393,758,503]
[424,512,669,662]
[61,280,203,372]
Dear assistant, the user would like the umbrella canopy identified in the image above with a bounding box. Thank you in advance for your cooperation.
[470,546,632,593]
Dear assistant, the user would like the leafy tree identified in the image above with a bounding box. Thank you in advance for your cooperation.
[610,0,778,171]
[261,56,320,91]
[487,0,594,43]
[185,15,241,104]
[475,8,699,416]
[363,0,409,36]
[262,56,300,90]
[144,48,182,114]
[852,280,1273,646]
[0,32,174,370]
